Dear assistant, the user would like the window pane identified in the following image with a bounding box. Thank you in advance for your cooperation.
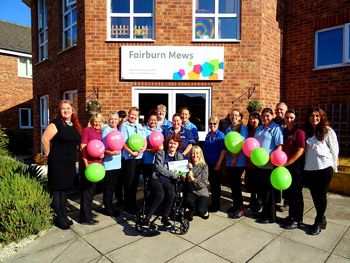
[72,25,77,44]
[28,59,32,77]
[134,17,153,39]
[111,0,130,13]
[219,17,237,39]
[30,109,33,126]
[134,0,153,13]
[138,94,169,120]
[317,28,343,66]
[219,0,238,13]
[20,109,29,126]
[176,94,206,132]
[196,0,215,13]
[65,29,71,47]
[19,58,27,76]
[64,13,69,28]
[72,8,77,23]
[195,17,215,39]
[40,46,44,60]
[111,17,130,38]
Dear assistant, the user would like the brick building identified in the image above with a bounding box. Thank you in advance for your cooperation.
[0,20,33,139]
[23,0,349,156]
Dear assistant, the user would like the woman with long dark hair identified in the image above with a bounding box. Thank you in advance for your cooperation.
[303,107,338,235]
[42,100,82,230]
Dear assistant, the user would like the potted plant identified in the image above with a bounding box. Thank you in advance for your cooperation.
[86,98,103,114]
[33,153,48,178]
[247,100,263,114]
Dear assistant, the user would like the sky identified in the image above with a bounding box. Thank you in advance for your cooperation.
[0,0,31,27]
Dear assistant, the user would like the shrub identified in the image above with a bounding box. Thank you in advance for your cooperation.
[0,157,53,245]
[0,125,9,156]
[7,128,33,155]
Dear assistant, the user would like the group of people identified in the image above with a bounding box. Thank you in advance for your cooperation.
[42,100,339,236]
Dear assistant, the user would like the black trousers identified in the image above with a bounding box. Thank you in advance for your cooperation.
[103,169,121,213]
[245,168,259,206]
[80,173,97,223]
[114,167,124,202]
[284,160,304,222]
[257,168,276,222]
[208,163,221,208]
[304,166,333,222]
[228,166,245,211]
[184,192,209,217]
[122,158,143,211]
[142,163,154,182]
[52,190,69,224]
[146,178,175,219]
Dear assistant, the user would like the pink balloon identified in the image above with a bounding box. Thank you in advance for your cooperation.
[87,139,105,157]
[242,138,260,157]
[270,150,288,166]
[106,130,124,151]
[149,131,164,148]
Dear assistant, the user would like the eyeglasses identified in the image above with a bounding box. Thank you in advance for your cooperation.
[209,123,217,126]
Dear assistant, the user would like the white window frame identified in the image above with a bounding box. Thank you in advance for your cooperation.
[314,23,350,70]
[66,0,76,7]
[133,86,211,141]
[107,0,155,42]
[18,57,32,78]
[19,108,33,129]
[63,0,77,50]
[38,0,48,62]
[40,95,49,149]
[192,0,241,42]
[63,89,78,104]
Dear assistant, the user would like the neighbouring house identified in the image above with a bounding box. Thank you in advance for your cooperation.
[23,0,349,157]
[0,20,33,146]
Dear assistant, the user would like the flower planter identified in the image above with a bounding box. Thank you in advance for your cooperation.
[87,107,102,115]
[247,107,262,114]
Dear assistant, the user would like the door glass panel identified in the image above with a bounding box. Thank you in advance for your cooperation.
[138,93,169,122]
[176,93,206,132]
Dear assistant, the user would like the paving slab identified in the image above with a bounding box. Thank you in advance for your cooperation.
[239,215,285,235]
[327,193,350,208]
[168,246,231,263]
[249,236,330,263]
[333,228,350,259]
[326,254,350,263]
[280,215,348,253]
[304,203,350,227]
[104,231,193,263]
[200,222,276,263]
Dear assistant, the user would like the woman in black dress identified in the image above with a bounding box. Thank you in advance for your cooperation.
[42,100,82,230]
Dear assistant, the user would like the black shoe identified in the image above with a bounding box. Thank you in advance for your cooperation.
[202,212,209,220]
[278,216,292,225]
[320,216,327,230]
[309,223,321,235]
[81,219,99,225]
[141,218,150,229]
[92,213,98,219]
[254,212,264,219]
[226,206,236,213]
[55,218,70,230]
[230,210,244,219]
[283,221,300,229]
[257,218,273,224]
[208,204,220,212]
[65,218,73,225]
[161,217,172,228]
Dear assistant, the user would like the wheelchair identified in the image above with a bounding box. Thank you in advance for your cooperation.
[135,177,190,235]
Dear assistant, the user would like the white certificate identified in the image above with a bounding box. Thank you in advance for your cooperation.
[168,160,189,175]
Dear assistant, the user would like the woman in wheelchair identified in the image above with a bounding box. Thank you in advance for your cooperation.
[181,146,209,221]
[141,134,184,229]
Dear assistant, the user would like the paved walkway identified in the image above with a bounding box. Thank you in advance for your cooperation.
[4,185,350,263]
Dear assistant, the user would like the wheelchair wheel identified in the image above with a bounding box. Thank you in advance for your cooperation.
[179,219,190,235]
[135,219,145,233]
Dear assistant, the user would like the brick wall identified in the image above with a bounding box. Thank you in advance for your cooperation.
[282,0,350,109]
[0,53,33,137]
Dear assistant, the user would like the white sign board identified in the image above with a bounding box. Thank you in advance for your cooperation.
[121,46,224,81]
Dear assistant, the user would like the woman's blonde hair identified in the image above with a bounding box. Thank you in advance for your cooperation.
[107,112,119,123]
[88,113,104,127]
[208,116,219,124]
[157,104,167,112]
[189,146,206,166]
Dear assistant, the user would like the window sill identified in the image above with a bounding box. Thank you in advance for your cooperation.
[192,39,241,43]
[18,76,33,79]
[105,38,156,43]
[35,58,48,66]
[19,127,33,129]
[313,63,350,70]
[58,44,77,55]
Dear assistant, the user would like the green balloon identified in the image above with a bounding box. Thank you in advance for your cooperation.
[224,131,243,154]
[250,147,269,166]
[270,166,292,190]
[85,163,105,182]
[129,134,144,151]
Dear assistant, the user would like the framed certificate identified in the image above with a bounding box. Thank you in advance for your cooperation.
[168,160,189,175]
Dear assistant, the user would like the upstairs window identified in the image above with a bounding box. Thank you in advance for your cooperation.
[107,0,155,41]
[19,108,33,129]
[193,0,240,42]
[38,0,48,61]
[18,57,32,78]
[63,0,77,49]
[315,23,350,69]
